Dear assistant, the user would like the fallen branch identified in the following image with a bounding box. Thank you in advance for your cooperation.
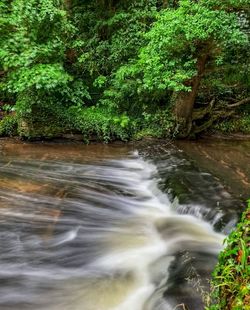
[226,97,250,109]
[192,110,234,134]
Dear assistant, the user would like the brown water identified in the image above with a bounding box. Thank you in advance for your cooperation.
[0,138,248,310]
[175,139,250,200]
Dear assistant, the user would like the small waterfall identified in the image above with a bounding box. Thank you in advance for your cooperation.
[0,141,240,310]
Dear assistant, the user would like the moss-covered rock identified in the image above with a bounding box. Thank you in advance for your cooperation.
[0,114,18,137]
[18,118,64,139]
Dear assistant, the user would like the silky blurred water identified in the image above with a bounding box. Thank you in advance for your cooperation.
[0,139,246,310]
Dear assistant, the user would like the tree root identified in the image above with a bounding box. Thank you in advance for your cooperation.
[191,107,235,135]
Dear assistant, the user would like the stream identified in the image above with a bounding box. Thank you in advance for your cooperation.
[0,138,249,310]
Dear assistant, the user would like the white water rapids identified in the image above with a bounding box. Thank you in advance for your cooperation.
[0,144,227,310]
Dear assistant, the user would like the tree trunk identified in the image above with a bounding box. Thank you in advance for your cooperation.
[173,49,209,138]
[64,0,72,11]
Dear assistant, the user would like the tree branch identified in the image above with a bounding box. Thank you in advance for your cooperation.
[227,97,250,109]
[192,99,215,120]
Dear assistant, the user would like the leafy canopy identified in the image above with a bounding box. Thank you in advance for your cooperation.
[86,0,249,138]
[115,0,248,93]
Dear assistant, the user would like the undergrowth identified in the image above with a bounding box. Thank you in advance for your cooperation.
[207,200,250,310]
[214,114,250,134]
[0,114,18,136]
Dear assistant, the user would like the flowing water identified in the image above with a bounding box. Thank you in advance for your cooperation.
[0,139,248,310]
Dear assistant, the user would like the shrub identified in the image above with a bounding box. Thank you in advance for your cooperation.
[0,115,18,136]
[208,200,250,310]
[68,106,131,142]
[133,109,175,140]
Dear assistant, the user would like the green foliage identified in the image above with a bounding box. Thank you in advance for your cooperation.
[73,0,157,78]
[68,106,132,142]
[214,114,250,133]
[0,0,249,140]
[133,109,175,139]
[16,99,72,139]
[0,0,89,134]
[0,115,18,136]
[5,64,71,93]
[208,200,250,310]
[72,0,160,116]
[135,0,248,92]
[0,0,74,78]
[102,0,249,137]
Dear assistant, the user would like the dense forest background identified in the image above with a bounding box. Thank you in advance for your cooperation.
[0,0,250,141]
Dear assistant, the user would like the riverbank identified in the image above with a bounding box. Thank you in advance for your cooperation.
[0,111,250,143]
[201,133,250,141]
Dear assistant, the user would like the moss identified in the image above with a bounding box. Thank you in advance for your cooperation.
[17,119,64,139]
[208,200,250,310]
[16,104,73,139]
